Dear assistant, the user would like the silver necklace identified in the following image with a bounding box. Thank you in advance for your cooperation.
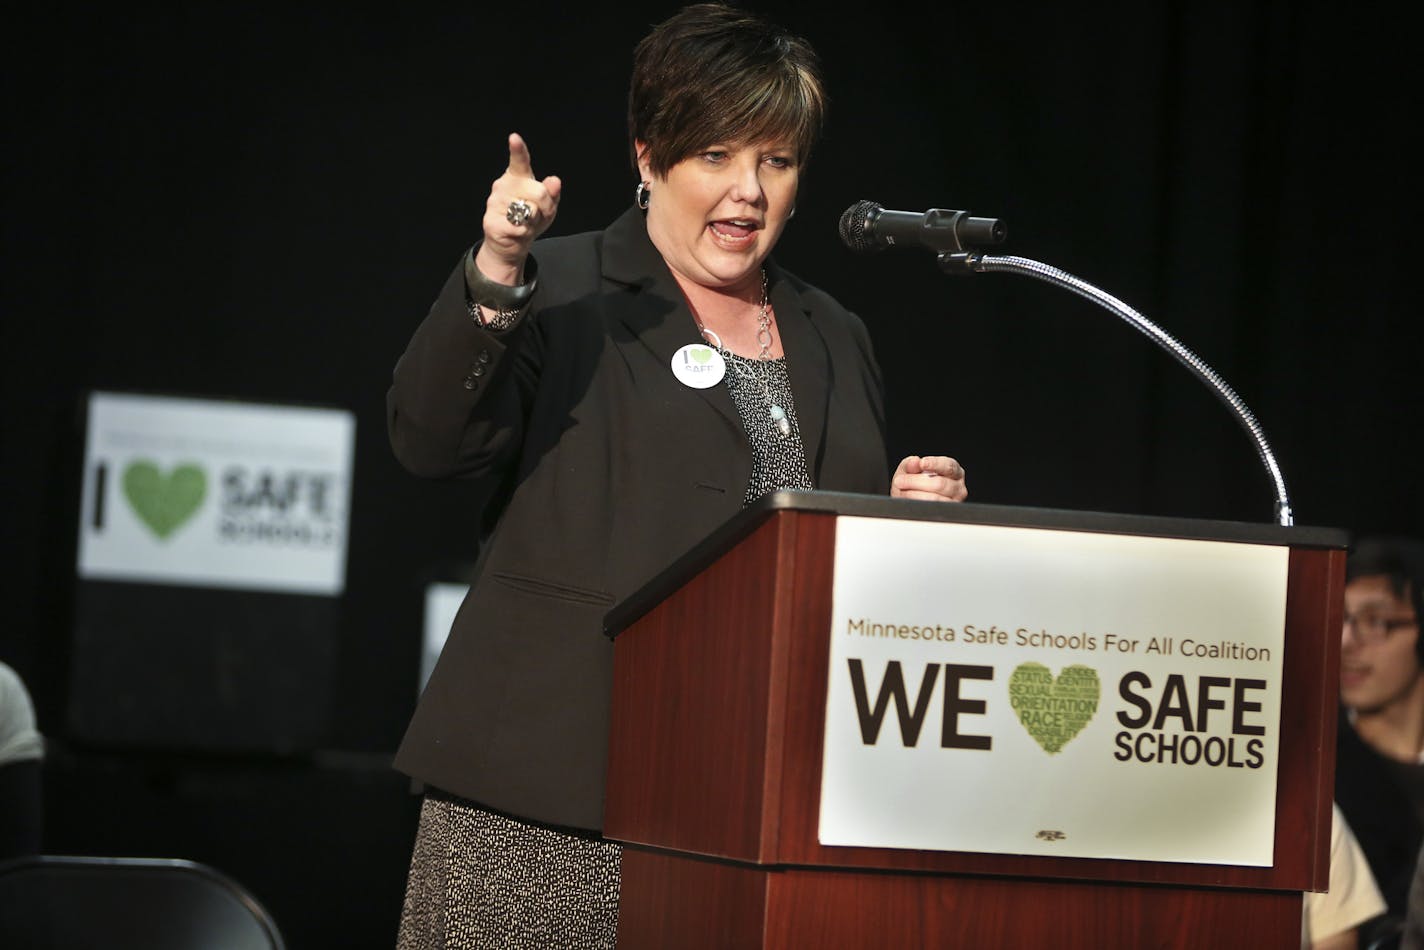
[694,270,792,438]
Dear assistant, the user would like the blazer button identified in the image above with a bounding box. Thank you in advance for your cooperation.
[471,364,487,377]
[463,376,479,390]
[477,350,491,364]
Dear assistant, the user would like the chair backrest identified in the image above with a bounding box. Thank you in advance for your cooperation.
[0,855,285,950]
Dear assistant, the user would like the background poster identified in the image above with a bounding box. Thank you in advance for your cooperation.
[77,391,355,595]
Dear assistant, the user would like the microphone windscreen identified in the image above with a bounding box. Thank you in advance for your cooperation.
[838,200,882,253]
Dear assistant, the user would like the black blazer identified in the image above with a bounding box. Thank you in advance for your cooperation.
[388,207,891,830]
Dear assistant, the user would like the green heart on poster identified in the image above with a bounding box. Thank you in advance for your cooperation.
[690,346,713,364]
[122,460,207,540]
[1008,662,1100,754]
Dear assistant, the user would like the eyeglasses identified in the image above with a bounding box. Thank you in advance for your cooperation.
[1342,609,1419,644]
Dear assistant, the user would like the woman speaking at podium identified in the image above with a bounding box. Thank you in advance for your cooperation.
[387,5,966,946]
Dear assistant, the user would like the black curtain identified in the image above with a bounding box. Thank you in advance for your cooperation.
[3,4,1418,946]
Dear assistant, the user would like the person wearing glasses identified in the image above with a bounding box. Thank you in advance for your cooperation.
[1335,536,1424,945]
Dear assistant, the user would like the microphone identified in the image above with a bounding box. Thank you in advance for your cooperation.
[838,201,1294,525]
[839,200,1006,254]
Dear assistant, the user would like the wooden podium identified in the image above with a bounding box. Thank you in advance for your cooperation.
[603,492,1348,948]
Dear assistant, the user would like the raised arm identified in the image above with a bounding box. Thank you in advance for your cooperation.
[387,134,561,480]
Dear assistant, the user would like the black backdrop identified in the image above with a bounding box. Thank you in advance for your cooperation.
[3,3,1419,946]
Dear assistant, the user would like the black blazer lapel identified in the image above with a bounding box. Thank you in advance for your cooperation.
[597,207,834,478]
[767,262,830,482]
[600,208,743,433]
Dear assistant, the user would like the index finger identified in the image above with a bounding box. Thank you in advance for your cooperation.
[507,132,534,178]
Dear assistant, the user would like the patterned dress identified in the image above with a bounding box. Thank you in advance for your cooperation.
[397,350,813,949]
[721,353,814,504]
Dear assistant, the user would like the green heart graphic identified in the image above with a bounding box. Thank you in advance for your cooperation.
[1008,662,1100,754]
[690,346,713,364]
[122,460,207,540]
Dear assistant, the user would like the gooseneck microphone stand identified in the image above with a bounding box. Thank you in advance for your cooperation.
[840,201,1293,527]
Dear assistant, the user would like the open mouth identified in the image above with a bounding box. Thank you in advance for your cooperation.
[708,219,761,247]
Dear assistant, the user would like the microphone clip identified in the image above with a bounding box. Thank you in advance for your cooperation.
[937,250,981,275]
[839,200,1007,267]
[922,209,996,276]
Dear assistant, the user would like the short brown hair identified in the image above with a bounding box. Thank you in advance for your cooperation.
[628,4,826,178]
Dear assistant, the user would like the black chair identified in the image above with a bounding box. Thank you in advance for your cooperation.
[0,855,285,950]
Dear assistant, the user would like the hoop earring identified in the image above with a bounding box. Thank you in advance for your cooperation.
[788,206,797,220]
[635,181,651,210]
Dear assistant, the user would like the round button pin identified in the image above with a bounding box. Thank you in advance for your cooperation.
[671,344,726,389]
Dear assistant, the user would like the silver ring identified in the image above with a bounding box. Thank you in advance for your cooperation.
[505,199,533,227]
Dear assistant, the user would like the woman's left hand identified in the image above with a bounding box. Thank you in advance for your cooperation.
[891,455,967,502]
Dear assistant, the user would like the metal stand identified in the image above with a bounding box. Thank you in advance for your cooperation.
[942,248,1293,526]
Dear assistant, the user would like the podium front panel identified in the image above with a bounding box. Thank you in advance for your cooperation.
[606,498,1343,894]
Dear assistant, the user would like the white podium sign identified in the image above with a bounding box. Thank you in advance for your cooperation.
[819,516,1289,866]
